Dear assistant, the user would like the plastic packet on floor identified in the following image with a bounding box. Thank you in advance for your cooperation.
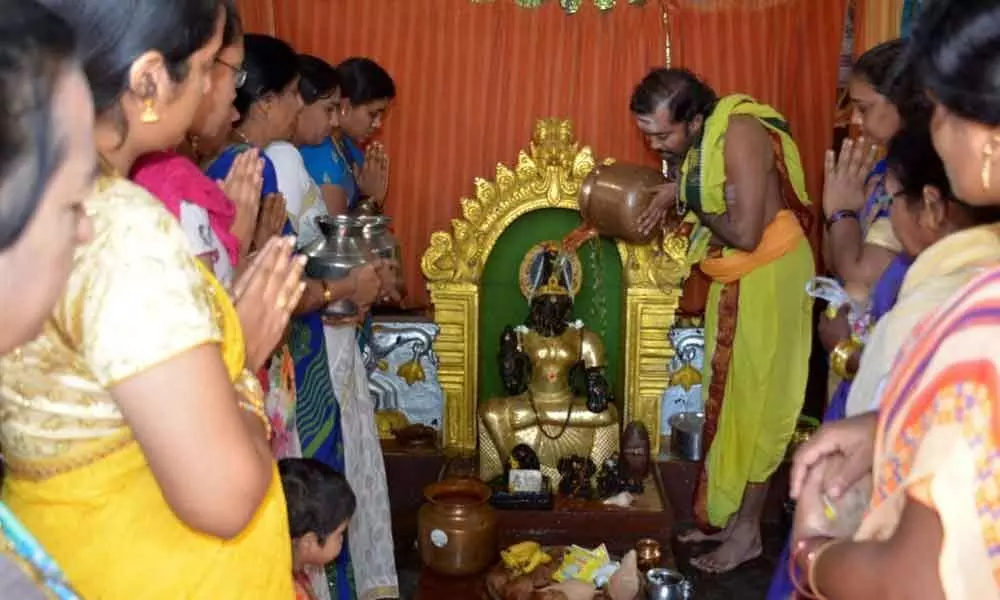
[553,544,612,584]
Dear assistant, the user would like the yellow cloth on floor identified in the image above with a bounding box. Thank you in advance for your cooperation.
[0,177,293,599]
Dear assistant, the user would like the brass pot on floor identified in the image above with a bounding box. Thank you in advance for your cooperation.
[417,478,497,576]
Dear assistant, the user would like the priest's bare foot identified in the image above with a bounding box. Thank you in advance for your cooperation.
[676,527,729,544]
[676,518,733,544]
[689,522,762,574]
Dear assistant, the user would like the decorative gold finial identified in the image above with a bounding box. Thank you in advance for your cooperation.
[534,273,570,297]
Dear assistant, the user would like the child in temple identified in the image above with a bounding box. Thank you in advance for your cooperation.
[279,458,357,600]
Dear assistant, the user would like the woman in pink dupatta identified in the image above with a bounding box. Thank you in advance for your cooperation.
[787,3,1000,599]
[131,0,260,287]
[130,1,304,467]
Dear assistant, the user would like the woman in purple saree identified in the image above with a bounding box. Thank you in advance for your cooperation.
[767,38,931,599]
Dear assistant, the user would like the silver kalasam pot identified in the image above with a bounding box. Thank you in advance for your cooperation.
[668,411,705,462]
[358,214,403,290]
[301,214,372,317]
[357,214,401,263]
[646,568,694,600]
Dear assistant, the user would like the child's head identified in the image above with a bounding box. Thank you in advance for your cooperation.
[279,458,356,567]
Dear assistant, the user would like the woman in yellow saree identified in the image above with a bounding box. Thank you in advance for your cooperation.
[0,0,302,597]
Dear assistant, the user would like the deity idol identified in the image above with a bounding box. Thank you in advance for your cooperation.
[478,245,620,485]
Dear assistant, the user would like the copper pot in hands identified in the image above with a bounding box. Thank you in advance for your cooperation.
[578,163,667,245]
[418,478,497,576]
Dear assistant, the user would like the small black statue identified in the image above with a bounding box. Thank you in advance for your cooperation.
[595,452,627,498]
[584,367,612,414]
[508,443,541,471]
[557,454,596,499]
[498,326,530,396]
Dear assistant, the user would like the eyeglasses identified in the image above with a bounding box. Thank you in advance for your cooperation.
[216,58,247,89]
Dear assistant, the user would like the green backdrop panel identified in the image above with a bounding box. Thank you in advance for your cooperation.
[478,208,624,404]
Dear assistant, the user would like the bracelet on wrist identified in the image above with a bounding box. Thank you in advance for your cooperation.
[830,337,862,380]
[825,209,859,230]
[806,538,841,600]
[234,368,272,440]
[790,537,839,599]
[322,281,334,304]
[788,546,815,598]
[238,399,273,441]
[823,302,841,320]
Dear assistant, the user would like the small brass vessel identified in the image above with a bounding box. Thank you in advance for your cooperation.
[635,538,662,572]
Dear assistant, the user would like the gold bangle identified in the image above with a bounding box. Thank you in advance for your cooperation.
[234,368,264,406]
[830,338,861,380]
[238,399,273,441]
[322,281,333,304]
[234,369,272,440]
[824,303,840,320]
[806,538,842,600]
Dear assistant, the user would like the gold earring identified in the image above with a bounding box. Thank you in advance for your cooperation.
[140,98,159,124]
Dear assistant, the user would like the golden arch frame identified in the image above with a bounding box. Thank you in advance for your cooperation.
[420,118,686,455]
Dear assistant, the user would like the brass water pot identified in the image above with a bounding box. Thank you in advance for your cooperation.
[635,538,663,572]
[578,163,667,245]
[417,478,497,576]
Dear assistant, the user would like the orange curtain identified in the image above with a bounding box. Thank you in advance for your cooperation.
[667,0,848,252]
[236,0,846,305]
[854,0,904,55]
[241,0,665,308]
[234,0,274,35]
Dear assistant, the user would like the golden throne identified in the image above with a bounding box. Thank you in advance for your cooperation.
[420,118,687,457]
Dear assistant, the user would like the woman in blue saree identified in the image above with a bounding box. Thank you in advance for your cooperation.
[205,34,373,600]
[299,57,399,375]
[271,54,397,600]
[299,56,394,219]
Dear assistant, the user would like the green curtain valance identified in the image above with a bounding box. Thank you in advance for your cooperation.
[470,0,647,15]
